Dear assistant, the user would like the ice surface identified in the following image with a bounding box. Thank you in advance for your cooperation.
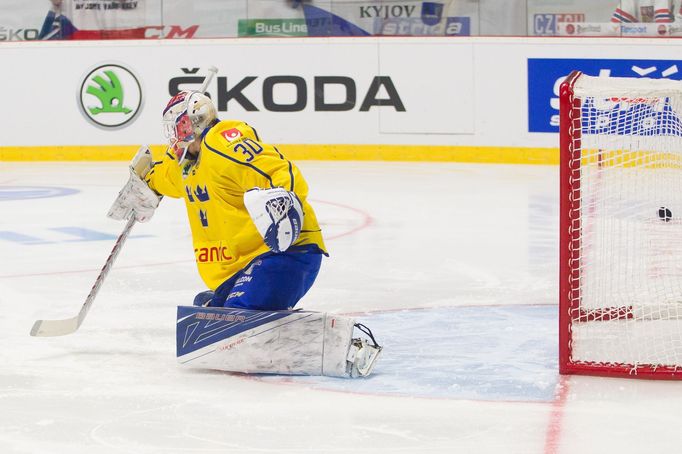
[1,161,682,454]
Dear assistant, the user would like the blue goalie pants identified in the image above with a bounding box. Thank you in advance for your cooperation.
[193,247,323,311]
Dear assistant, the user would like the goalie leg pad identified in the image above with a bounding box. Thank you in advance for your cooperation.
[176,306,381,377]
[192,290,215,307]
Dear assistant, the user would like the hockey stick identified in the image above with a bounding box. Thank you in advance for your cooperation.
[30,66,218,337]
[30,216,136,337]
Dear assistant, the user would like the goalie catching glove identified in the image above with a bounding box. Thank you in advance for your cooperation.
[244,187,303,253]
[107,146,161,223]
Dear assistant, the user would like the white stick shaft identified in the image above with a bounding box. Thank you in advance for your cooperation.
[30,216,136,337]
[199,66,218,93]
[79,216,137,323]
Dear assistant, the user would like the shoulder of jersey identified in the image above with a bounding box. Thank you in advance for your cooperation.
[206,120,259,146]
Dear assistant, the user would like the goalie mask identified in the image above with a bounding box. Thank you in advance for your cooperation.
[162,90,217,156]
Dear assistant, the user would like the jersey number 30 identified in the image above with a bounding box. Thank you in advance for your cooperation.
[233,139,263,162]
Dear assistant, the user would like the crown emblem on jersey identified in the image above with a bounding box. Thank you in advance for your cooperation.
[194,185,210,202]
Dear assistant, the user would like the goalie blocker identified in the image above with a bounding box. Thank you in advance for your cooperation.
[176,306,382,378]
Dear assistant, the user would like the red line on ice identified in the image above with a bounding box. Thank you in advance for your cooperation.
[543,375,570,454]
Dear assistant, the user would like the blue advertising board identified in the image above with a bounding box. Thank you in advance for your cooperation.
[528,58,682,133]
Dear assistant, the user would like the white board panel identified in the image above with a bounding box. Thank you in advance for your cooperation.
[378,41,475,134]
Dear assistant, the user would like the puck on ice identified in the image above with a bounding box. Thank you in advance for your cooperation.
[658,206,672,222]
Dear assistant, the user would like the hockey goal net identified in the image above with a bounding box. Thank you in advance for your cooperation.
[560,70,682,379]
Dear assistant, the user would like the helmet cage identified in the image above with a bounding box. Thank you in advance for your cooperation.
[163,91,193,146]
[164,110,194,145]
[162,90,217,151]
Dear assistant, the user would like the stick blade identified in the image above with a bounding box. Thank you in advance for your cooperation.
[30,317,79,337]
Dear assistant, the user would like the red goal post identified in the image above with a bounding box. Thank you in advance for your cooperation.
[559,70,682,379]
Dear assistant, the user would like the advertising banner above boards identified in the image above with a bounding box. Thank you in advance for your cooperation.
[555,22,682,37]
[2,0,161,41]
[7,0,682,40]
[528,0,682,37]
[237,0,477,37]
[528,58,682,133]
[2,0,477,41]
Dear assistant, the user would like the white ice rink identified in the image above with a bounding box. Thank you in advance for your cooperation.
[2,161,682,454]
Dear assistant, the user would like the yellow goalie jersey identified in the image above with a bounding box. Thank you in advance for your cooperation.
[146,120,327,290]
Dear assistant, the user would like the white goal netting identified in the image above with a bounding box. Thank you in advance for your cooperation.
[566,74,682,374]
